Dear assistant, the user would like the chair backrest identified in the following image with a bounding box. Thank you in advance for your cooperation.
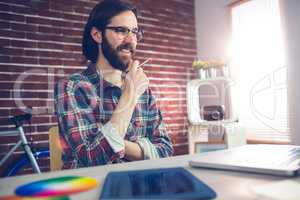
[49,126,63,171]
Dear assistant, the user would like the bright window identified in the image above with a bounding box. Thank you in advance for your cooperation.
[230,0,289,143]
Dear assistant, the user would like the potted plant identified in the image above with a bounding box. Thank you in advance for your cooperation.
[192,60,226,79]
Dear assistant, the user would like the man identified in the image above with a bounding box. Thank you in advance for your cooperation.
[54,0,173,169]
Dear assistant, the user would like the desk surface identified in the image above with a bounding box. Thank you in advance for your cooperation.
[0,154,298,199]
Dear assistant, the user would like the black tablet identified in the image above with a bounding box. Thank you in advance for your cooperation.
[100,167,217,199]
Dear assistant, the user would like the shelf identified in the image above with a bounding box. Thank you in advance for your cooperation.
[187,78,235,124]
[189,76,232,82]
[189,119,238,126]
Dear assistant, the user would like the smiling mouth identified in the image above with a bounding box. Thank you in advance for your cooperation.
[117,43,134,54]
[118,48,133,58]
[120,49,131,54]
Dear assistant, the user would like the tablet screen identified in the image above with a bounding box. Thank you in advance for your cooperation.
[100,167,216,199]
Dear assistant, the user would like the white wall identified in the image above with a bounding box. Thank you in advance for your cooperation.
[195,0,300,144]
[280,0,300,145]
[194,0,236,61]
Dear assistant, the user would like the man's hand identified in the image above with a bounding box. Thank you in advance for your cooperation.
[123,60,149,102]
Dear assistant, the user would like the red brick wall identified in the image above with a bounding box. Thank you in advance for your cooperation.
[0,0,196,176]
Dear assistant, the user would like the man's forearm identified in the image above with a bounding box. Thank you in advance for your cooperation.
[124,140,143,161]
[110,90,137,137]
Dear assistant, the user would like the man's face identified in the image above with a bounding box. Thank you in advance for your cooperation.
[101,11,138,72]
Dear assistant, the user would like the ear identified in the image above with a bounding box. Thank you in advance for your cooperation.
[90,27,102,44]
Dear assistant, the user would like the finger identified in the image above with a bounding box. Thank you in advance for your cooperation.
[128,60,139,73]
[125,60,133,73]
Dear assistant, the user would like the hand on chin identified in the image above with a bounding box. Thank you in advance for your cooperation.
[118,52,132,66]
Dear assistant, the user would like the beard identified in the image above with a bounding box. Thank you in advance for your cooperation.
[101,34,135,72]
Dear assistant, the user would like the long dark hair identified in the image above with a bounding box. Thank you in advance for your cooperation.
[82,0,138,63]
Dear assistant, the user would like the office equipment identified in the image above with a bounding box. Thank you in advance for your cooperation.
[202,105,225,121]
[100,167,217,199]
[189,144,300,176]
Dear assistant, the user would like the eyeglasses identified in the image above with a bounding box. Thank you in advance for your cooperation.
[105,26,143,41]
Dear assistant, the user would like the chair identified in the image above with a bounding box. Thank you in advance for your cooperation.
[49,126,63,171]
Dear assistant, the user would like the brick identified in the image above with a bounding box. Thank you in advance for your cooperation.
[147,72,188,80]
[0,38,9,46]
[0,30,26,39]
[11,23,38,33]
[173,144,188,155]
[63,44,81,52]
[50,19,69,28]
[36,124,53,132]
[136,52,194,63]
[0,3,10,12]
[0,99,47,107]
[18,91,50,99]
[63,59,84,67]
[145,66,188,74]
[61,28,83,37]
[50,2,74,13]
[1,91,13,100]
[139,45,197,55]
[50,116,57,123]
[26,16,52,26]
[10,4,37,15]
[11,40,37,48]
[37,10,62,19]
[31,115,51,124]
[0,73,18,82]
[10,56,38,65]
[25,49,57,58]
[141,25,196,38]
[38,26,62,35]
[0,21,10,29]
[172,136,188,144]
[164,119,187,124]
[0,0,27,6]
[26,32,63,43]
[30,0,50,10]
[39,58,63,65]
[72,22,85,29]
[0,47,24,56]
[62,13,87,21]
[0,109,9,116]
[0,82,50,90]
[73,6,92,15]
[0,12,25,22]
[0,55,10,63]
[37,42,63,50]
[141,38,196,49]
[62,36,81,44]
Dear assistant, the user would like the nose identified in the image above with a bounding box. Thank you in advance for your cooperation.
[124,32,137,43]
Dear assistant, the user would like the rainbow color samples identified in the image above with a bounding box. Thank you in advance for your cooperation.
[0,195,70,200]
[15,176,98,198]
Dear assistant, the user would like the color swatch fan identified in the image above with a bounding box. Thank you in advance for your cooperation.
[15,176,98,198]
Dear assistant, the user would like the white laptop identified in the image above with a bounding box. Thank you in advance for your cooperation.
[189,144,300,177]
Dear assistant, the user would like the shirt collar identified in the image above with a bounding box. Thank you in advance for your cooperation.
[85,62,116,90]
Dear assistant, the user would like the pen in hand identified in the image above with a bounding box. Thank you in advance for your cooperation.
[122,58,151,79]
[138,58,152,68]
[121,58,151,91]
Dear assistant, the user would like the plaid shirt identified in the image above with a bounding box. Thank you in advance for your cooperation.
[54,63,173,169]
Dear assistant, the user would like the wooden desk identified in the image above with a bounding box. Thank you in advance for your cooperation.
[0,154,296,199]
